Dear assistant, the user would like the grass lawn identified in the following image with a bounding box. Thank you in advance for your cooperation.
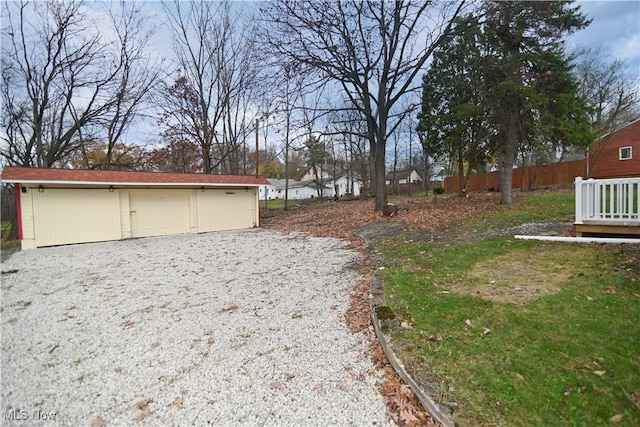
[1,221,20,250]
[259,199,303,210]
[376,192,640,426]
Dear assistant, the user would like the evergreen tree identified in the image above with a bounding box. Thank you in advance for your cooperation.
[483,0,590,204]
[418,16,488,196]
[418,1,591,203]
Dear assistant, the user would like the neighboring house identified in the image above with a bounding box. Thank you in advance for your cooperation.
[590,119,640,179]
[260,179,324,200]
[0,167,269,250]
[385,169,423,185]
[260,176,362,200]
[429,165,448,183]
[330,175,361,198]
[300,165,332,181]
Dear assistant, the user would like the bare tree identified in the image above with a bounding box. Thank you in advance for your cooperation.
[261,0,466,211]
[574,47,640,137]
[1,1,125,167]
[159,1,260,175]
[1,0,159,170]
[91,1,162,170]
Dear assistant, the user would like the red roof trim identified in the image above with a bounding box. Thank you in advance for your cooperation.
[0,167,270,186]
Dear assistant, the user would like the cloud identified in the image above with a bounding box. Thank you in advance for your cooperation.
[570,1,640,74]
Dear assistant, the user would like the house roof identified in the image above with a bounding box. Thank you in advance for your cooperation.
[266,178,330,190]
[385,169,422,180]
[0,167,270,187]
[596,118,640,141]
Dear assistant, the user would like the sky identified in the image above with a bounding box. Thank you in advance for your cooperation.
[567,0,640,78]
[135,0,640,146]
[1,0,639,154]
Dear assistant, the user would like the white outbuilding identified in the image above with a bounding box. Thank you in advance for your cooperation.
[0,167,270,250]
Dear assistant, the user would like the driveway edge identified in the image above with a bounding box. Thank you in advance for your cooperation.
[369,274,456,427]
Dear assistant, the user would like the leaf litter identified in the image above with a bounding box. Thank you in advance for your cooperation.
[262,193,509,426]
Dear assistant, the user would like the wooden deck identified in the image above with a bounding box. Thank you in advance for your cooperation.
[574,177,640,238]
[575,223,640,237]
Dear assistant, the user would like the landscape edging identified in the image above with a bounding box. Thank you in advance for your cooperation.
[369,274,456,427]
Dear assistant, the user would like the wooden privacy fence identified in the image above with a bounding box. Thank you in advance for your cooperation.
[444,159,587,193]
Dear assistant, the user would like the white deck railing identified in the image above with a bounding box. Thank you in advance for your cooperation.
[575,177,640,225]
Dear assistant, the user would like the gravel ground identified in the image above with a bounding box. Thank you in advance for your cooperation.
[1,229,392,427]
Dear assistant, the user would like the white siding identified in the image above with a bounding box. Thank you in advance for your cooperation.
[129,190,191,238]
[16,185,261,249]
[31,188,121,247]
[196,188,256,232]
[19,188,36,250]
[119,190,131,239]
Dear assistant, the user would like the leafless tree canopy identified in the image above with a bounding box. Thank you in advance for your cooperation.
[1,0,159,169]
[260,0,466,210]
[574,47,640,137]
[156,1,261,175]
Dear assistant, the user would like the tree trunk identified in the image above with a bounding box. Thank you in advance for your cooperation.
[457,148,465,197]
[500,104,518,205]
[373,139,388,211]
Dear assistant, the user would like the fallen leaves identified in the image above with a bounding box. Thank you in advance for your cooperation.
[609,413,625,423]
[385,383,439,427]
[261,193,506,245]
[261,194,510,427]
[344,277,373,333]
[136,399,153,410]
[91,417,107,427]
[219,305,239,314]
[133,411,151,423]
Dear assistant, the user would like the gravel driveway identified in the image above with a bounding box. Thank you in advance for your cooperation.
[1,229,391,426]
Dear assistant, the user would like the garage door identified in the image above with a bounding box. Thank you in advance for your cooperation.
[129,190,191,238]
[32,189,121,247]
[196,188,256,233]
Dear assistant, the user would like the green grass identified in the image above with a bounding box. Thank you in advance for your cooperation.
[260,199,302,210]
[376,191,640,426]
[1,221,20,250]
[461,190,576,232]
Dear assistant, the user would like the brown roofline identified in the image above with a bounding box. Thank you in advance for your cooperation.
[0,167,270,186]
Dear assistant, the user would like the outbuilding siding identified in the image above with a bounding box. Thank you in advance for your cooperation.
[1,167,268,249]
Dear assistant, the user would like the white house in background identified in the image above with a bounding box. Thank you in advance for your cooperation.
[330,175,361,198]
[430,165,448,183]
[260,176,361,200]
[385,169,423,185]
[300,166,332,181]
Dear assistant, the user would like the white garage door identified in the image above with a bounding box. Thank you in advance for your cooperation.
[196,188,256,233]
[129,190,191,238]
[31,189,121,247]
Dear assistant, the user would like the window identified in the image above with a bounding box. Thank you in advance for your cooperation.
[619,146,632,160]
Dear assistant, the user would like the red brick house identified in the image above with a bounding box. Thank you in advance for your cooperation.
[589,119,640,178]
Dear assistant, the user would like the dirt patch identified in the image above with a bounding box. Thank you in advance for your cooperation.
[448,247,575,305]
[352,222,407,244]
